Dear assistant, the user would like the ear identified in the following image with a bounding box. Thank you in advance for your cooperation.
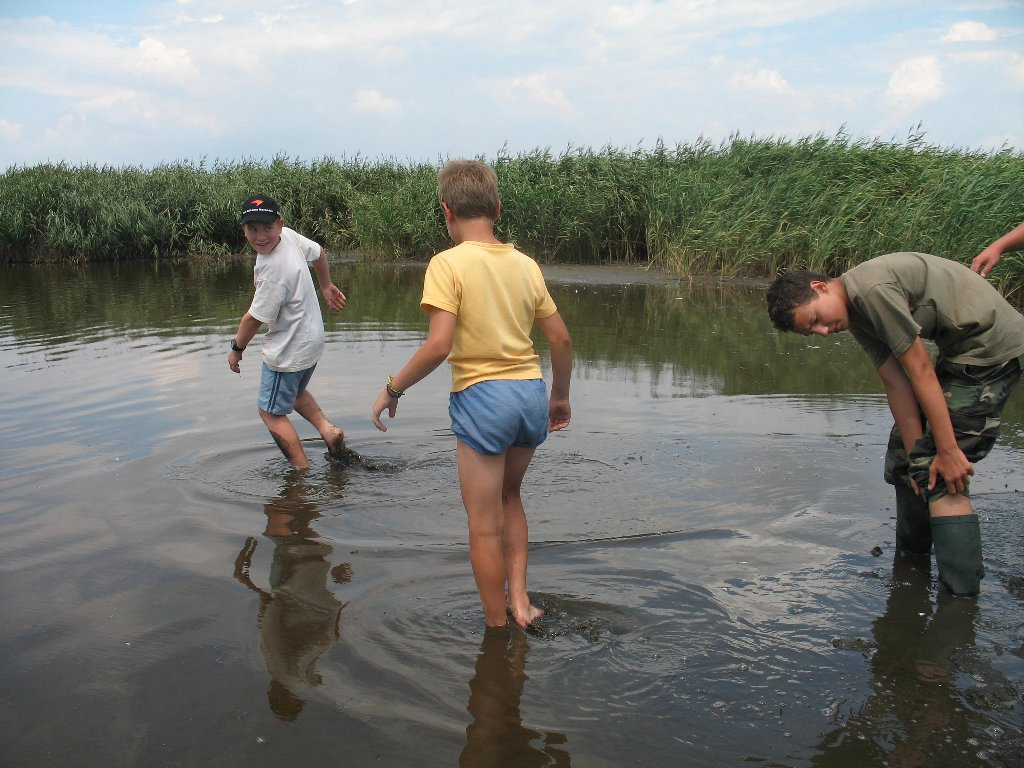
[809,279,829,295]
[441,201,454,223]
[495,199,502,222]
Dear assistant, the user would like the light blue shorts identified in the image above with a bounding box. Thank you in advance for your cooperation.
[258,363,316,416]
[449,379,549,455]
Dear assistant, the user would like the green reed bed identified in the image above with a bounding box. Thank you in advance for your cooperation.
[1,133,1021,299]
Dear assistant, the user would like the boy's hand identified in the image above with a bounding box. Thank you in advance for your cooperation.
[323,284,346,311]
[548,398,571,431]
[971,245,1002,277]
[228,349,243,373]
[929,446,974,495]
[371,389,398,431]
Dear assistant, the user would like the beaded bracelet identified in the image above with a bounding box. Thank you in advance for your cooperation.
[386,375,405,398]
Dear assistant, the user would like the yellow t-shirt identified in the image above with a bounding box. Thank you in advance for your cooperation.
[421,240,558,392]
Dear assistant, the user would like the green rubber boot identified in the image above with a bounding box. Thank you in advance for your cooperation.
[931,515,984,596]
[895,485,932,556]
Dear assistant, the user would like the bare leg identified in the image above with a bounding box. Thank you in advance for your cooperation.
[293,389,346,456]
[502,446,544,627]
[457,441,512,627]
[259,408,309,469]
[929,493,973,518]
[929,492,983,595]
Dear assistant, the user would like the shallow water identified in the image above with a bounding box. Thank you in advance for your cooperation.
[0,259,1022,767]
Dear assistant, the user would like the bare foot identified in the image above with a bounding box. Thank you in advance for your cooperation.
[510,602,544,628]
[325,428,363,466]
[324,427,347,456]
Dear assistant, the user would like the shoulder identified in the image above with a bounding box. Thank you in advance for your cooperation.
[278,226,321,251]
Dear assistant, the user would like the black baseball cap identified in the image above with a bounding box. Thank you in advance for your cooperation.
[240,195,281,224]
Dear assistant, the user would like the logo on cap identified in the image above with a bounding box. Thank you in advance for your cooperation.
[240,194,281,224]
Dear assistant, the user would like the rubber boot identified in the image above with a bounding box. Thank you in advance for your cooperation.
[894,485,932,556]
[931,515,984,596]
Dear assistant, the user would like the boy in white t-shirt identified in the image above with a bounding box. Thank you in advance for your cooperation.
[228,195,350,470]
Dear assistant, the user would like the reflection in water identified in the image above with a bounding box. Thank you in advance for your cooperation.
[232,470,350,721]
[461,626,571,768]
[813,557,999,767]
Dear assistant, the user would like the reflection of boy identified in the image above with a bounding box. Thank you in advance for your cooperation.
[232,475,351,722]
[767,252,1024,595]
[371,160,573,628]
[460,626,571,766]
[228,195,349,469]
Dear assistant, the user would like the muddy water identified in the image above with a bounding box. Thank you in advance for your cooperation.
[0,259,1021,768]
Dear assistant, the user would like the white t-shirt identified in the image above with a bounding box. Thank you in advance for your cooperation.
[248,227,325,372]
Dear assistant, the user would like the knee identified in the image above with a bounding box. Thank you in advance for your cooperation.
[501,485,523,505]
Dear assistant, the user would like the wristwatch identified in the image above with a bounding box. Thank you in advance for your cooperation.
[230,340,246,352]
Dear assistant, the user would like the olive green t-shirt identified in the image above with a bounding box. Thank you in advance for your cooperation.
[839,252,1024,369]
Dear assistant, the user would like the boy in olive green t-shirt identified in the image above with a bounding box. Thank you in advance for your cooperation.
[767,252,1024,596]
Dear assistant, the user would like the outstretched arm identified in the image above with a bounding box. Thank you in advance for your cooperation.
[311,250,346,310]
[972,222,1024,277]
[536,312,572,431]
[371,308,456,431]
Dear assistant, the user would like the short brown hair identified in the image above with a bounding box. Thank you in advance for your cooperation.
[765,270,830,331]
[438,160,500,219]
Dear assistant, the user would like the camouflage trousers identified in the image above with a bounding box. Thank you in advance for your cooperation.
[883,354,1023,502]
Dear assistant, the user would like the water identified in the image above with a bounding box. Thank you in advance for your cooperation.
[1,259,1022,767]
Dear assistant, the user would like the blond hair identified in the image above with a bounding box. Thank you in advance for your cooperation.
[438,160,500,219]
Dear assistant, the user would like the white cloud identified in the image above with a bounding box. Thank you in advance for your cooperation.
[885,56,944,108]
[0,118,23,141]
[730,68,794,96]
[132,38,200,83]
[494,74,576,120]
[78,89,140,113]
[173,13,224,25]
[353,89,402,113]
[941,21,997,43]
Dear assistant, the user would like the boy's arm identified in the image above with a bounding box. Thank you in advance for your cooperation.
[228,312,263,374]
[972,222,1024,277]
[878,339,973,494]
[371,308,456,431]
[311,250,346,311]
[536,312,573,431]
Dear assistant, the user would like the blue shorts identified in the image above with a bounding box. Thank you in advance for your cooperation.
[449,379,549,455]
[258,363,316,416]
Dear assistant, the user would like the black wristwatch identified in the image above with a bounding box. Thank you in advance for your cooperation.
[231,340,246,352]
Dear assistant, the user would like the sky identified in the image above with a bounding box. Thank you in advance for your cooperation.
[1,0,1022,169]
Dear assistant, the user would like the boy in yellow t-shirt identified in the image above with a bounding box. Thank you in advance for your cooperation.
[371,160,573,628]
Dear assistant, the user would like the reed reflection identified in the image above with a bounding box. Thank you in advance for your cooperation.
[813,557,995,767]
[460,626,571,767]
[232,469,350,722]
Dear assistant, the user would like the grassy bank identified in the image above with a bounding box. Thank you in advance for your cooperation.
[1,132,1022,299]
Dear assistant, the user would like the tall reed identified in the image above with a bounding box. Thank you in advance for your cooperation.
[1,133,1021,299]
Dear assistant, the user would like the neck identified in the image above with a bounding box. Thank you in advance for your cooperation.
[446,212,501,245]
[830,277,848,304]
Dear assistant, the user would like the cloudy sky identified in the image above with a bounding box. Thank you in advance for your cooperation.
[1,0,1022,169]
